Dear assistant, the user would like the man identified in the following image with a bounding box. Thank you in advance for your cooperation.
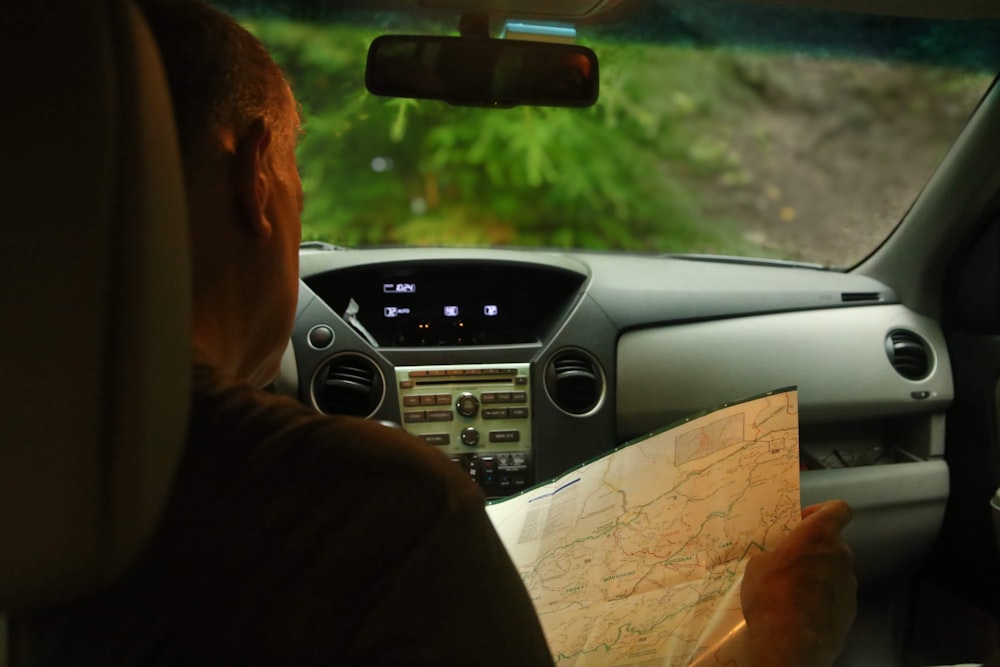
[33,1,856,664]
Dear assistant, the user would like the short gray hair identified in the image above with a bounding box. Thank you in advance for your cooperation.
[138,0,297,160]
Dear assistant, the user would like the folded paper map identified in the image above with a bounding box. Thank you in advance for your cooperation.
[485,388,800,666]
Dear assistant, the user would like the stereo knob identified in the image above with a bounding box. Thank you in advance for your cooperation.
[461,427,480,447]
[456,392,479,417]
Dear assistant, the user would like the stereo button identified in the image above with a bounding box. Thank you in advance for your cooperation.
[456,392,479,417]
[461,427,480,447]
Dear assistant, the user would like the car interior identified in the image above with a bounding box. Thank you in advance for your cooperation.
[3,0,1000,666]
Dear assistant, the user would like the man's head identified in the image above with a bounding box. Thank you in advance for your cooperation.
[141,0,303,386]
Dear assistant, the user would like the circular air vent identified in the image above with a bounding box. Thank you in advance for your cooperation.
[544,348,605,416]
[310,353,385,418]
[885,329,932,380]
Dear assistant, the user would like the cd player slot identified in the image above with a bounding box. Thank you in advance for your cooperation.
[415,378,514,386]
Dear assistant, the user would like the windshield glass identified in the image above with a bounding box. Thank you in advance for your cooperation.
[225,1,998,268]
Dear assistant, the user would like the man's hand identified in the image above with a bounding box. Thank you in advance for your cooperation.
[741,500,858,667]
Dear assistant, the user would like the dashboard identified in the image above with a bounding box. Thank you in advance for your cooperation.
[281,246,952,584]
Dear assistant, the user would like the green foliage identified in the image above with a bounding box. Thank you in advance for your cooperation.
[245,18,761,253]
[245,19,773,254]
[241,15,993,263]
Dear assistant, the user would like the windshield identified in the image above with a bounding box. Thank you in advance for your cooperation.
[225,1,998,268]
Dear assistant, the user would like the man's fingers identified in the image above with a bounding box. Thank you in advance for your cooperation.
[801,503,821,520]
[801,499,853,531]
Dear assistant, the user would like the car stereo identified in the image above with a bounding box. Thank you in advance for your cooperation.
[394,362,532,496]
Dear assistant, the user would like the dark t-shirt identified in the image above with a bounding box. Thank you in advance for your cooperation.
[33,363,554,666]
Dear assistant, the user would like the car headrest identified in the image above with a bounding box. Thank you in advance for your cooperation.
[0,0,190,609]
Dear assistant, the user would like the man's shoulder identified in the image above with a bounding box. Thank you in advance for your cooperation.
[187,362,484,510]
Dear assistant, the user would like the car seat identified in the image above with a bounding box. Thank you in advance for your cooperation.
[0,0,190,639]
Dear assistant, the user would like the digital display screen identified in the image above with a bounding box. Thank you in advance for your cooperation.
[305,261,585,347]
[373,278,515,345]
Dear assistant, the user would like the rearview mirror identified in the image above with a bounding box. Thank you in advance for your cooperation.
[366,35,599,108]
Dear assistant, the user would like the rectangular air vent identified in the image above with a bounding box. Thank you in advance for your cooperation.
[841,292,882,303]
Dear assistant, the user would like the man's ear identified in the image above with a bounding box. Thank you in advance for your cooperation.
[234,117,273,238]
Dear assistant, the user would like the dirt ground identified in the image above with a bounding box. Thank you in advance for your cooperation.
[689,58,990,267]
